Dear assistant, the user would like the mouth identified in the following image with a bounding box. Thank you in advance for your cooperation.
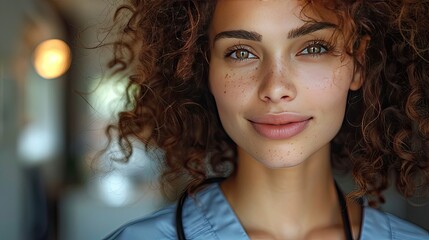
[248,114,312,140]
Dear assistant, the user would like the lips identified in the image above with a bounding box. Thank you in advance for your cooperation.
[249,113,311,140]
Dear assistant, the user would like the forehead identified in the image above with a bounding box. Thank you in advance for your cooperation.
[210,0,339,32]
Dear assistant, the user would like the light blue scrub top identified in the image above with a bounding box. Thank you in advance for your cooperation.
[104,183,429,240]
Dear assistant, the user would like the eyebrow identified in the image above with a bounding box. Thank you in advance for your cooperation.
[287,21,337,39]
[214,30,262,42]
[213,21,337,43]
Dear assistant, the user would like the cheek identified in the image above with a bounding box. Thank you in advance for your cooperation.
[209,63,258,107]
[295,61,353,98]
[294,64,353,129]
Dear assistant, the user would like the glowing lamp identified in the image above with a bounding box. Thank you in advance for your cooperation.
[33,39,71,79]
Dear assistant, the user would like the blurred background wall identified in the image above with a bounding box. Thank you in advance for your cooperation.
[0,0,428,239]
[0,0,167,239]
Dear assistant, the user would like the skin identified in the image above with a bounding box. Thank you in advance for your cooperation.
[209,0,363,239]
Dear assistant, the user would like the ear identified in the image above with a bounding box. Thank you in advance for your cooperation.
[350,35,370,91]
[350,69,363,91]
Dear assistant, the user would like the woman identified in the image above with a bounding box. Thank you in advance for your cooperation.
[104,0,429,239]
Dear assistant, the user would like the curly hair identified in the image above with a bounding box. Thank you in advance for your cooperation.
[104,0,429,201]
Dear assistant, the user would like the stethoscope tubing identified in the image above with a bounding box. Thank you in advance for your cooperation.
[176,177,226,240]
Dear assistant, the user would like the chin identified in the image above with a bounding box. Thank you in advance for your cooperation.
[254,152,308,169]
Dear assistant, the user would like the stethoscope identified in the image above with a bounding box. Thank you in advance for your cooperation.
[175,178,354,240]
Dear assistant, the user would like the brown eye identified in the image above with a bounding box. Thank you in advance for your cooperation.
[298,42,329,56]
[234,49,250,59]
[227,48,257,60]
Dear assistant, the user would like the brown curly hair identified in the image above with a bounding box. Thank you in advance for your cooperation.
[104,0,429,201]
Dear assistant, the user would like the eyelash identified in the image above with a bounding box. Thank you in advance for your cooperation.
[297,39,333,57]
[224,45,257,61]
[224,39,334,61]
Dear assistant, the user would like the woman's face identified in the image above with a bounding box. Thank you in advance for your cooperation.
[208,0,361,168]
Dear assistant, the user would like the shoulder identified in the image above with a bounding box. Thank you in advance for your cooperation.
[102,204,177,240]
[361,207,429,240]
[102,184,224,240]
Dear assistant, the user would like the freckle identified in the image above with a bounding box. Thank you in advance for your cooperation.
[225,73,229,79]
[224,91,226,94]
[300,152,303,155]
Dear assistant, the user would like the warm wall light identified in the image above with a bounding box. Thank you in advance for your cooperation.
[33,39,71,79]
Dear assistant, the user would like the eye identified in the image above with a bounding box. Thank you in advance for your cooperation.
[297,41,331,56]
[225,47,257,61]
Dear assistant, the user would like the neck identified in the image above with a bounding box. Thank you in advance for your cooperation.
[221,145,343,239]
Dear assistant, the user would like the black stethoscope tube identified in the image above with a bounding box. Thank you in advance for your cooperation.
[176,177,226,240]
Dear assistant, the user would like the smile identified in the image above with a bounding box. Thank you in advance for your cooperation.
[249,114,312,140]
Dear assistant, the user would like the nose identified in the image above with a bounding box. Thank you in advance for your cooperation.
[258,61,296,103]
